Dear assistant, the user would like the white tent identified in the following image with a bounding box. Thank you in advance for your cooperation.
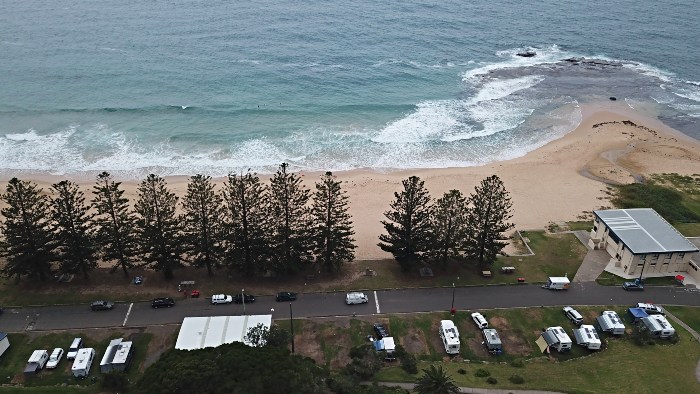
[175,315,272,350]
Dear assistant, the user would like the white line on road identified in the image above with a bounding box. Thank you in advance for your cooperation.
[123,303,133,327]
[374,291,380,314]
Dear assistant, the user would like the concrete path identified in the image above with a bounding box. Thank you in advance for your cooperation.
[369,381,562,393]
[664,310,700,383]
[573,249,611,283]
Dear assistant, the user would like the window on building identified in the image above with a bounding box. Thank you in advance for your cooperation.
[652,254,659,259]
[690,261,699,271]
[679,252,685,259]
[639,254,646,261]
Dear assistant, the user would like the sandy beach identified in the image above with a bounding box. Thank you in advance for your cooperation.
[3,103,700,260]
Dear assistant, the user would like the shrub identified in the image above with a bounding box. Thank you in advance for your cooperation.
[486,377,498,385]
[457,368,467,375]
[400,353,418,375]
[509,374,525,384]
[475,368,490,377]
[509,359,524,368]
[101,372,128,392]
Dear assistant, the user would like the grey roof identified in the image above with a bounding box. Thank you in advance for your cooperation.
[594,209,699,254]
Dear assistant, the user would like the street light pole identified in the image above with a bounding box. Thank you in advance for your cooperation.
[242,288,246,315]
[289,302,295,353]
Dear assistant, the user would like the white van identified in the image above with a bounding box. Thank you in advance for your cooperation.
[439,320,461,355]
[345,292,369,305]
[471,312,489,329]
[211,294,233,304]
[67,338,83,360]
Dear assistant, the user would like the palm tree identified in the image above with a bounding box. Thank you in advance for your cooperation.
[414,364,460,394]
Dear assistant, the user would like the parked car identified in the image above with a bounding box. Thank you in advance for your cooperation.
[373,323,389,339]
[90,300,114,311]
[563,306,584,325]
[345,292,369,305]
[133,276,143,285]
[636,302,664,315]
[46,348,64,369]
[233,293,256,304]
[471,312,489,329]
[623,279,644,291]
[276,292,297,302]
[151,297,175,308]
[211,294,233,304]
[190,289,201,298]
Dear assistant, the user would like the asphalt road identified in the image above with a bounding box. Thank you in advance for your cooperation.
[1,283,698,333]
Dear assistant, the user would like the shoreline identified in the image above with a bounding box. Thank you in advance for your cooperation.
[2,103,700,260]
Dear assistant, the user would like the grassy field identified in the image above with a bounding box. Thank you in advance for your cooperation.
[375,306,700,393]
[0,231,588,307]
[665,306,700,334]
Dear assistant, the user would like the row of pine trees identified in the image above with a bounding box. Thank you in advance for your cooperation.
[0,164,514,281]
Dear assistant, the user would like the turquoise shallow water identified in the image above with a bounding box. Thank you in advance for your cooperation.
[0,0,698,177]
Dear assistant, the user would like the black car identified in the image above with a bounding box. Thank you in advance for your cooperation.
[275,292,297,302]
[151,297,175,308]
[90,300,114,311]
[233,293,256,304]
[373,323,389,339]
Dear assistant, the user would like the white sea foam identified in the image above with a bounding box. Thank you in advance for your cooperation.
[463,44,573,81]
[469,75,545,104]
[371,100,463,143]
[5,130,42,141]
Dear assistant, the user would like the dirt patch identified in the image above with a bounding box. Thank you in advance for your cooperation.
[502,330,533,356]
[489,316,508,330]
[294,323,325,366]
[142,325,179,370]
[320,325,352,370]
[466,336,489,357]
[400,327,428,354]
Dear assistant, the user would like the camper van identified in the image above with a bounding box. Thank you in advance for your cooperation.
[542,276,570,290]
[572,325,601,350]
[71,348,95,378]
[482,328,503,354]
[641,315,675,338]
[373,336,396,360]
[345,292,369,305]
[27,350,49,369]
[597,311,626,336]
[542,327,572,352]
[439,320,461,355]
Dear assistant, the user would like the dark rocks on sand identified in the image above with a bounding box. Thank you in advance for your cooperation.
[609,97,617,101]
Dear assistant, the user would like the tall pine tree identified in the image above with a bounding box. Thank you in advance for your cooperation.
[311,172,356,273]
[0,178,55,281]
[222,171,270,276]
[428,189,468,268]
[91,172,137,277]
[378,176,432,271]
[50,180,97,278]
[134,174,182,279]
[266,163,312,274]
[464,175,514,268]
[181,174,224,276]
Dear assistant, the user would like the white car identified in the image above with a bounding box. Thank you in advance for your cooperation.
[345,292,369,305]
[211,294,233,304]
[471,312,489,329]
[46,348,64,369]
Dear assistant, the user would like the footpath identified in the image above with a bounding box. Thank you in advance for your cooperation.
[364,381,562,393]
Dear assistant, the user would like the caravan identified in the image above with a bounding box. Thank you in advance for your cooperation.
[597,311,626,335]
[71,348,95,378]
[640,315,675,338]
[482,328,503,354]
[572,325,601,350]
[24,350,49,375]
[542,327,572,352]
[439,320,461,355]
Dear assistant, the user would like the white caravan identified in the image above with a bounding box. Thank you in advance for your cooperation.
[572,325,601,350]
[597,311,626,335]
[71,348,95,378]
[439,320,461,355]
[542,326,572,352]
[641,315,675,338]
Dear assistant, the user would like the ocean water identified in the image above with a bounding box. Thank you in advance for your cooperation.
[0,0,698,178]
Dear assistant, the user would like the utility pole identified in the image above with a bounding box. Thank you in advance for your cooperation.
[289,302,295,353]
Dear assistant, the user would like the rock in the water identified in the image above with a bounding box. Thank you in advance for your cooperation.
[517,51,536,58]
[609,96,617,101]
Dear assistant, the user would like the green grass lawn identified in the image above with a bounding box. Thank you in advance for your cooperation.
[566,221,594,231]
[376,306,700,393]
[664,306,700,334]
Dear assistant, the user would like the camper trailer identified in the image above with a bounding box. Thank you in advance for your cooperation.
[542,276,570,290]
[0,333,9,359]
[100,338,134,373]
[24,349,49,375]
[572,325,601,350]
[482,328,503,354]
[641,315,675,338]
[439,320,461,355]
[373,336,396,360]
[71,348,96,378]
[597,311,626,335]
[542,327,572,352]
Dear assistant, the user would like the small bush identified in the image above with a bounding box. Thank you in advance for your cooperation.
[486,377,498,385]
[509,359,524,368]
[101,372,128,392]
[509,374,525,384]
[400,353,418,375]
[475,368,490,377]
[457,368,467,375]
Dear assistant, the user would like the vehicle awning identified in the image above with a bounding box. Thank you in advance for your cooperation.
[535,335,549,353]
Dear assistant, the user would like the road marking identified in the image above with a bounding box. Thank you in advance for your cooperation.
[374,291,380,314]
[123,303,133,327]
